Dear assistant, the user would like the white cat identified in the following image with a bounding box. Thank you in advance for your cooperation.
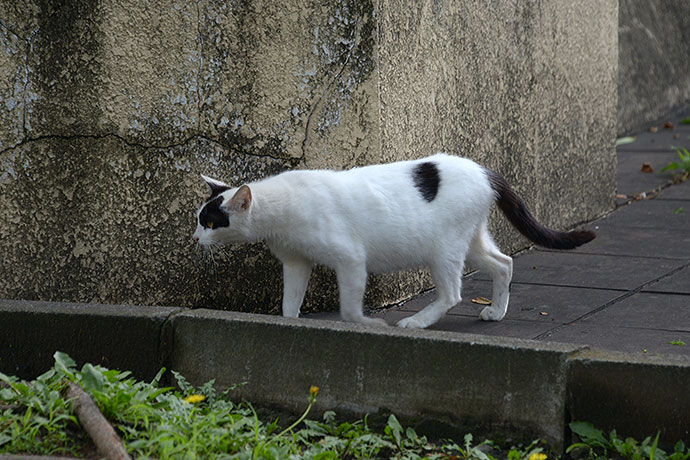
[193,153,594,329]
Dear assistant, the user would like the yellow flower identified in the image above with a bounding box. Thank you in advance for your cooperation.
[528,453,547,460]
[184,394,206,404]
[309,386,319,397]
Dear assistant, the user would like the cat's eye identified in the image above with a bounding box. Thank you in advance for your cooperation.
[208,222,214,229]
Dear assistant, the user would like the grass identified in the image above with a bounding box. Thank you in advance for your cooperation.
[1,352,689,459]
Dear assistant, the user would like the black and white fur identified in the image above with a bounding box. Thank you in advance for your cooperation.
[193,153,594,328]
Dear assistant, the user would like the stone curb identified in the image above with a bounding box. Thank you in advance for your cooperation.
[2,299,689,449]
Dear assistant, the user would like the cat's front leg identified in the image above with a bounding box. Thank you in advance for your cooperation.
[336,263,387,326]
[281,259,312,318]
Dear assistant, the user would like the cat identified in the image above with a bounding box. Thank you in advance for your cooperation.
[192,153,595,329]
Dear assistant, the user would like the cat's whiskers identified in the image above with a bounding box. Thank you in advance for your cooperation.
[195,241,231,280]
[215,245,231,265]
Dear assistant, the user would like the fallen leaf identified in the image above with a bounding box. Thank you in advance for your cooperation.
[663,121,674,130]
[649,126,658,133]
[670,340,686,346]
[615,194,627,199]
[681,117,690,125]
[471,297,492,305]
[641,163,654,173]
[673,207,685,214]
[539,311,549,316]
[673,133,681,139]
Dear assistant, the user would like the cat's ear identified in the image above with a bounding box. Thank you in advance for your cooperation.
[201,174,231,198]
[224,185,252,212]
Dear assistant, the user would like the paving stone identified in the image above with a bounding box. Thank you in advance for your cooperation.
[395,280,620,322]
[472,251,683,291]
[570,221,690,259]
[375,308,556,340]
[579,292,690,331]
[643,266,690,295]
[617,127,690,152]
[591,198,690,230]
[616,151,678,196]
[657,180,690,200]
[537,323,690,357]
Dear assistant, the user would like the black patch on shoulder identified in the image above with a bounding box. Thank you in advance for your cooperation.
[199,196,229,229]
[412,162,440,202]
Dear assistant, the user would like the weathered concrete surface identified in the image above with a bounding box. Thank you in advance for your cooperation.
[0,1,617,312]
[0,299,181,381]
[172,309,583,446]
[618,1,690,134]
[0,0,378,312]
[568,350,690,444]
[378,0,618,240]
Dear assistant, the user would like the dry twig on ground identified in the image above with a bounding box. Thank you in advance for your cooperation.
[63,381,131,460]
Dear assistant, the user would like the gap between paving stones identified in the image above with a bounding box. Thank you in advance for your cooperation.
[532,260,690,340]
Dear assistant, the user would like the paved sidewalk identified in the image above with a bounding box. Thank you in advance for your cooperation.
[312,114,690,357]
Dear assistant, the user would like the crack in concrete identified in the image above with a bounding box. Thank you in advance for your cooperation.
[1,9,295,169]
[301,16,363,163]
[0,132,291,164]
[0,17,25,40]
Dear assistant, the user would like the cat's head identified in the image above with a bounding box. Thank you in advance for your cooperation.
[192,175,253,246]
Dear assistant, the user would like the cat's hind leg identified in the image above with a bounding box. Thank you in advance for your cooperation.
[281,258,312,318]
[467,223,513,321]
[336,262,387,326]
[397,257,465,329]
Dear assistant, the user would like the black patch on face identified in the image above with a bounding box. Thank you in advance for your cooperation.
[412,162,440,202]
[199,196,229,229]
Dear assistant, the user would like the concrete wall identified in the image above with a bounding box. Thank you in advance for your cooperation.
[618,1,690,135]
[0,1,617,313]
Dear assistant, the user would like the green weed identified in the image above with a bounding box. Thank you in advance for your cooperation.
[661,147,690,179]
[0,357,81,456]
[567,422,690,460]
[1,352,543,459]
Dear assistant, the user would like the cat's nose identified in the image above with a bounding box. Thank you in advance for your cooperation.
[192,235,199,242]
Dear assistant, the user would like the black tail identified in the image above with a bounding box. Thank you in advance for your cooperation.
[485,169,595,250]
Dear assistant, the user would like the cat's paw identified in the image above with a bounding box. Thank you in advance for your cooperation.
[396,316,425,329]
[479,306,505,322]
